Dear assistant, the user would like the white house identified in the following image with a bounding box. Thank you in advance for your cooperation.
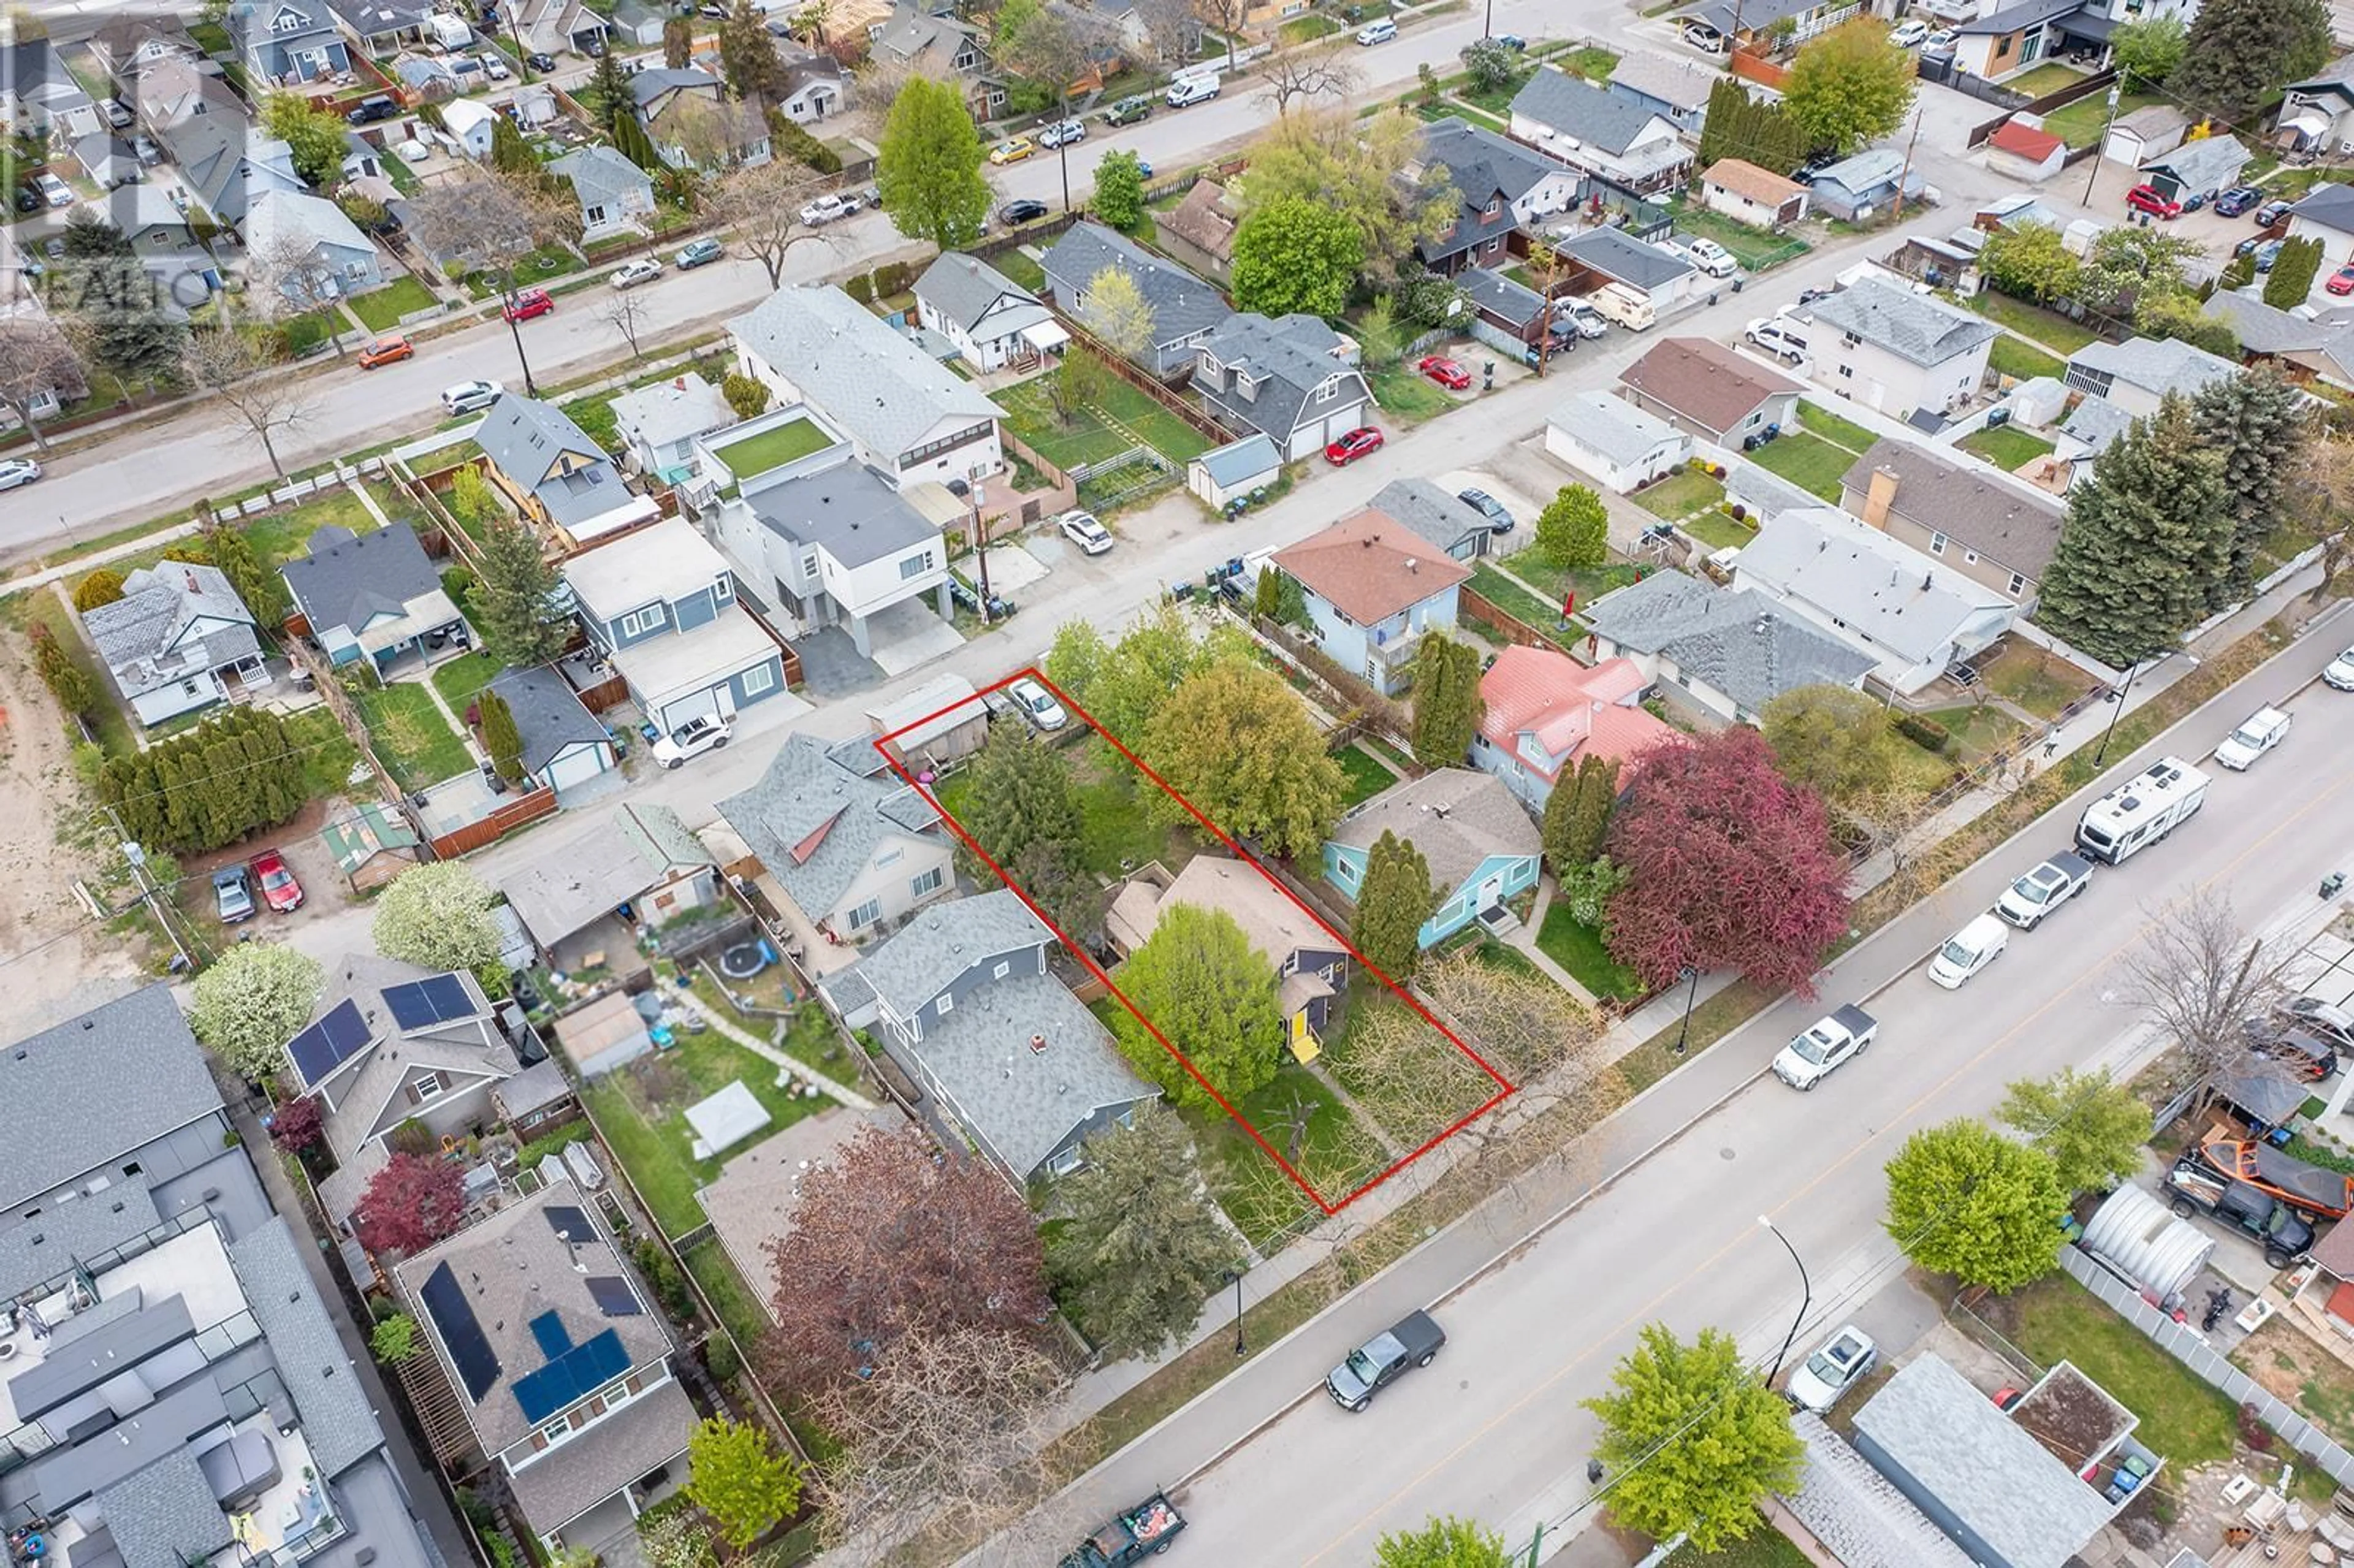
[1545,390,1691,493]
[561,517,790,736]
[611,373,738,487]
[2287,182,2354,261]
[1986,116,2066,183]
[2278,56,2354,154]
[1699,158,1808,230]
[913,252,1068,373]
[1793,275,1998,422]
[2062,335,2239,420]
[1559,226,1702,312]
[729,284,1005,493]
[82,561,269,726]
[1507,67,1689,196]
[547,145,657,240]
[439,96,498,159]
[1733,506,2018,696]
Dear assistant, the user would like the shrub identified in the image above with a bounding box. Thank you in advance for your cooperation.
[843,273,872,304]
[1894,712,1950,753]
[72,568,128,611]
[767,112,840,173]
[633,1238,697,1322]
[705,1336,741,1383]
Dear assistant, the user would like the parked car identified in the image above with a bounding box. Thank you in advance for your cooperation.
[1888,17,1929,45]
[2255,198,2295,226]
[250,848,304,913]
[441,379,504,414]
[799,192,853,226]
[1325,426,1384,465]
[132,135,161,166]
[1417,354,1472,390]
[10,186,34,213]
[1057,509,1113,555]
[1921,26,1957,50]
[1457,487,1513,532]
[2124,183,2181,219]
[2214,185,2263,216]
[1355,17,1397,43]
[2331,643,2354,691]
[359,333,414,369]
[676,237,723,268]
[610,257,663,289]
[2166,1156,2317,1268]
[651,714,732,768]
[503,286,554,321]
[2214,704,2291,769]
[1103,94,1153,126]
[1167,74,1220,107]
[2253,238,2289,272]
[1007,676,1068,731]
[1324,1309,1443,1411]
[0,457,42,491]
[1772,1004,1877,1090]
[346,94,400,124]
[1038,117,1084,148]
[1927,912,2009,988]
[999,197,1050,225]
[527,50,557,70]
[1680,236,1738,278]
[2327,262,2354,297]
[1560,302,1608,339]
[988,135,1038,165]
[2247,1025,2339,1082]
[1495,32,1526,48]
[2277,997,2354,1054]
[103,97,134,128]
[1057,1494,1184,1568]
[1745,317,1807,363]
[1786,1324,1877,1412]
[213,866,255,923]
[35,173,72,209]
[1994,850,2093,929]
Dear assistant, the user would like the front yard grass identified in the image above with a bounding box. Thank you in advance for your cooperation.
[1317,984,1506,1149]
[1189,1062,1390,1250]
[1959,424,2058,471]
[1749,431,1854,500]
[1333,742,1398,807]
[994,248,1047,293]
[349,275,439,332]
[2043,88,2155,148]
[287,706,364,799]
[1975,1273,2238,1465]
[1989,333,2069,384]
[1794,400,1875,453]
[1971,291,2102,353]
[1632,468,1726,520]
[1368,363,1461,428]
[1921,701,2027,761]
[349,679,471,791]
[1978,642,2095,720]
[1536,902,1645,1000]
[1672,1528,1813,1568]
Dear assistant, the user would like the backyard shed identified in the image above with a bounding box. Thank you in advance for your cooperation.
[2079,1182,2214,1309]
[552,990,655,1078]
[867,673,986,769]
[321,800,422,891]
[1187,433,1281,511]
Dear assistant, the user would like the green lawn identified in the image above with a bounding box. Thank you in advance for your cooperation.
[1920,701,2027,761]
[1673,1526,1814,1567]
[1971,292,2101,353]
[2042,88,2155,148]
[936,753,1189,880]
[1334,742,1398,807]
[1750,431,1855,500]
[1092,376,1213,463]
[1505,555,1641,612]
[1794,400,1876,453]
[1992,1274,2238,1464]
[1680,509,1758,551]
[349,679,472,791]
[1959,424,2058,471]
[1188,1061,1390,1250]
[1632,468,1726,520]
[1468,563,1575,649]
[682,1238,771,1350]
[1279,13,1339,41]
[1536,902,1645,999]
[429,650,498,712]
[1670,202,1810,271]
[995,248,1046,293]
[999,374,1209,470]
[2002,61,2090,97]
[1560,45,1621,78]
[582,1019,841,1238]
[349,275,438,332]
[287,706,365,799]
[1368,363,1460,428]
[1989,334,2068,384]
[709,417,832,478]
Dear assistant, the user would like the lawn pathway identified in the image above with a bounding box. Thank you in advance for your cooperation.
[669,989,878,1110]
[1304,1062,1409,1163]
[345,478,391,528]
[1499,878,1599,1008]
[412,672,487,766]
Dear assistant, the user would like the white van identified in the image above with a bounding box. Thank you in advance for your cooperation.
[1928,913,2009,989]
[429,12,474,48]
[1589,283,1655,330]
[1167,74,1221,107]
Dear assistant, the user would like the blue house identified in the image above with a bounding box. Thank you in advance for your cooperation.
[1323,770,1544,949]
[1270,508,1474,698]
[280,523,468,671]
[226,0,352,83]
[560,516,788,737]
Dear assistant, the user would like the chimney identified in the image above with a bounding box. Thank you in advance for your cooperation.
[1406,558,1419,573]
[1030,1033,1047,1054]
[1862,466,1899,530]
[185,568,200,592]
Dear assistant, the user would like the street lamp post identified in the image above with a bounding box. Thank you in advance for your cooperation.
[1757,1214,1811,1386]
[1672,965,1701,1057]
[1225,1269,1246,1357]
[2091,657,2146,770]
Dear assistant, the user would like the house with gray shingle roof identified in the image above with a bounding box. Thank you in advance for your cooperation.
[2279,54,2354,153]
[1323,769,1544,949]
[547,145,655,242]
[2062,334,2239,419]
[717,732,954,943]
[81,561,267,727]
[1042,221,1234,376]
[1796,275,1999,422]
[1412,116,1585,275]
[1804,148,1923,223]
[486,664,618,798]
[1604,51,1718,134]
[1192,313,1373,462]
[1839,437,2064,603]
[1369,477,1496,561]
[729,283,1006,490]
[225,0,351,82]
[611,373,737,487]
[501,801,718,955]
[914,252,1067,372]
[2139,134,2250,204]
[1544,389,1692,493]
[1507,67,1690,194]
[2203,289,2354,388]
[1778,1412,1979,1568]
[280,523,468,674]
[474,394,658,544]
[1558,226,1699,309]
[1580,569,1876,723]
[820,889,1159,1182]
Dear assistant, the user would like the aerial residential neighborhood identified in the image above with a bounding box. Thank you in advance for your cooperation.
[7,0,2354,1562]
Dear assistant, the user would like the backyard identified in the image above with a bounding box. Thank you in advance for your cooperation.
[1920,700,2028,763]
[1794,400,1876,452]
[1468,563,1577,650]
[429,650,498,714]
[1632,468,1725,521]
[1752,408,1872,501]
[1959,424,2058,471]
[1536,902,1645,1001]
[348,677,471,791]
[1989,333,2068,384]
[2043,88,2155,148]
[934,749,1195,880]
[1680,509,1758,551]
[997,371,1212,471]
[1668,200,1810,272]
[1971,291,2102,354]
[1333,741,1400,808]
[1184,1059,1391,1249]
[682,1237,772,1353]
[1368,362,1463,428]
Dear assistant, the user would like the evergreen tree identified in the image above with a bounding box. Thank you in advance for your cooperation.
[67,253,187,384]
[611,111,663,172]
[72,568,126,611]
[1541,753,1621,878]
[1409,634,1484,766]
[1042,1105,1239,1360]
[490,115,537,177]
[954,723,1083,883]
[60,210,131,259]
[471,516,569,668]
[1352,829,1438,983]
[207,524,288,627]
[2035,393,2231,667]
[29,624,102,721]
[2194,368,2310,608]
[2263,235,2326,308]
[2168,0,2333,127]
[1696,78,1804,182]
[581,50,633,134]
[478,690,525,783]
[718,0,787,101]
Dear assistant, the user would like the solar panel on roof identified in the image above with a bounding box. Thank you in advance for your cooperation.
[584,1276,642,1317]
[382,980,438,1032]
[422,973,474,1021]
[544,1205,591,1241]
[528,1309,571,1359]
[510,1326,634,1425]
[574,1327,628,1388]
[287,999,372,1084]
[421,1262,501,1402]
[512,1359,577,1425]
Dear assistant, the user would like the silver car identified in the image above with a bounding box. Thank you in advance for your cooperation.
[0,457,41,491]
[2325,643,2354,691]
[440,379,505,415]
[1786,1325,1877,1412]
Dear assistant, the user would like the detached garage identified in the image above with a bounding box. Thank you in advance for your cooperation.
[1188,433,1282,511]
[489,664,616,800]
[554,990,656,1078]
[1546,390,1691,493]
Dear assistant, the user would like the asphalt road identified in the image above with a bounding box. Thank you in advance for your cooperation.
[972,622,2354,1567]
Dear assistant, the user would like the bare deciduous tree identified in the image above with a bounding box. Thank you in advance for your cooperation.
[703,158,831,287]
[848,54,916,139]
[601,284,652,360]
[1262,39,1361,115]
[246,234,351,359]
[0,316,86,452]
[2124,894,2296,1115]
[1130,0,1198,64]
[181,327,313,478]
[403,170,580,394]
[1190,0,1245,67]
[2293,430,2354,604]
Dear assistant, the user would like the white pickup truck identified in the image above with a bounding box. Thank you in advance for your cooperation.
[1772,1004,1878,1091]
[797,192,861,226]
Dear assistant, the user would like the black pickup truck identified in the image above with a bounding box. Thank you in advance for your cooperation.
[2167,1156,2317,1267]
[1059,1493,1184,1566]
[1325,1310,1446,1412]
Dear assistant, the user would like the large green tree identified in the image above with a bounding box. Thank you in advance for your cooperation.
[954,722,1081,877]
[1761,684,1894,805]
[1143,663,1346,859]
[1541,753,1619,876]
[1042,604,1254,740]
[875,77,988,248]
[1582,1324,1804,1553]
[1884,1118,2068,1290]
[1536,484,1609,573]
[1230,197,1363,320]
[1092,149,1147,232]
[718,0,788,101]
[2264,235,2328,309]
[261,92,351,187]
[2079,226,2201,317]
[478,688,525,783]
[1998,1067,2150,1196]
[1042,1105,1238,1359]
[472,516,571,668]
[1374,1517,1514,1568]
[2035,392,2231,666]
[1694,78,1805,184]
[1781,20,1916,155]
[685,1417,804,1549]
[1110,904,1283,1107]
[207,523,288,627]
[1352,829,1438,983]
[1411,634,1484,767]
[189,942,324,1083]
[2168,0,2332,128]
[2195,368,2310,608]
[1236,108,1452,292]
[373,863,503,972]
[2111,15,2187,86]
[1978,222,2079,306]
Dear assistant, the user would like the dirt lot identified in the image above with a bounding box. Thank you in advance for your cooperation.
[2240,1318,2354,1449]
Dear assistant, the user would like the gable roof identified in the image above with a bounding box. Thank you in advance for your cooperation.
[1989,117,2065,161]
[1814,147,1905,196]
[0,985,223,1209]
[717,733,943,916]
[246,186,374,262]
[1369,478,1491,554]
[548,144,652,209]
[1580,571,1876,713]
[1560,226,1696,291]
[2142,132,2248,192]
[1160,178,1241,262]
[828,888,1049,1018]
[488,664,614,778]
[327,0,435,34]
[628,65,719,110]
[1738,506,2011,664]
[1197,311,1363,441]
[474,394,642,532]
[1114,854,1346,972]
[2289,181,2354,234]
[914,251,1047,335]
[83,561,256,674]
[1041,221,1232,346]
[1619,336,1802,435]
[1458,264,1548,329]
[1703,156,1804,207]
[1419,113,1565,206]
[1330,769,1541,889]
[2204,289,2354,380]
[1780,1412,1980,1568]
[1478,645,1674,778]
[1509,66,1669,154]
[610,373,735,452]
[280,522,441,636]
[503,801,712,948]
[1840,438,2064,576]
[1195,432,1280,487]
[1272,509,1472,623]
[2066,333,2239,401]
[1607,50,1718,111]
[1553,389,1686,468]
[730,284,1003,463]
[1806,277,1999,368]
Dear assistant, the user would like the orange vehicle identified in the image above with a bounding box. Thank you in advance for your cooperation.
[358,333,413,369]
[2196,1136,2354,1220]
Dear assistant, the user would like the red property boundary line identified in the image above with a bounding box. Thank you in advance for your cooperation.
[872,666,1516,1217]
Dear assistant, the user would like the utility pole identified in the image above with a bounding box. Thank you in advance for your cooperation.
[967,470,994,625]
[104,807,193,975]
[2082,82,2124,206]
[1889,108,1925,222]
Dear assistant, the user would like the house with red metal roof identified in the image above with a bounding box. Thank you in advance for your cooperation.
[1468,644,1678,808]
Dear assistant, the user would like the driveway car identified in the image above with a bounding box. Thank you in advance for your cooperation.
[1457,487,1513,532]
[651,714,732,768]
[1007,676,1068,731]
[1921,26,1956,49]
[527,50,557,70]
[1038,118,1084,148]
[1888,17,1929,45]
[2328,262,2354,297]
[2279,997,2354,1054]
[1417,354,1472,390]
[1561,302,1608,339]
[0,457,41,491]
[1786,1325,1877,1412]
[676,237,723,268]
[2214,185,2263,216]
[441,379,504,414]
[1356,17,1397,42]
[1057,509,1113,555]
[213,866,254,924]
[503,286,554,321]
[1745,318,1807,363]
[611,257,663,289]
[482,51,511,79]
[988,136,1038,165]
[2253,238,2288,272]
[2214,704,2291,769]
[2250,1026,2339,1081]
[251,848,303,913]
[2331,644,2354,691]
[1325,427,1384,465]
[1680,236,1738,277]
[36,173,72,208]
[999,197,1049,225]
[2124,183,2181,219]
[799,192,852,226]
[359,333,414,369]
[2255,199,2295,226]
[104,97,134,128]
[1104,94,1153,125]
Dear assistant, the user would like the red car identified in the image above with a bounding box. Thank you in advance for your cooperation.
[2124,183,2181,219]
[504,286,554,321]
[1325,426,1384,465]
[251,848,303,913]
[1417,354,1471,390]
[2329,263,2354,296]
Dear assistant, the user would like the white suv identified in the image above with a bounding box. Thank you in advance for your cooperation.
[1745,317,1807,363]
[652,714,733,768]
[1786,1325,1878,1412]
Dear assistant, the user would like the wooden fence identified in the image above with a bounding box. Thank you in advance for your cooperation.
[573,668,631,713]
[1964,66,2116,150]
[428,783,558,859]
[1461,585,1576,655]
[1054,312,1233,443]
